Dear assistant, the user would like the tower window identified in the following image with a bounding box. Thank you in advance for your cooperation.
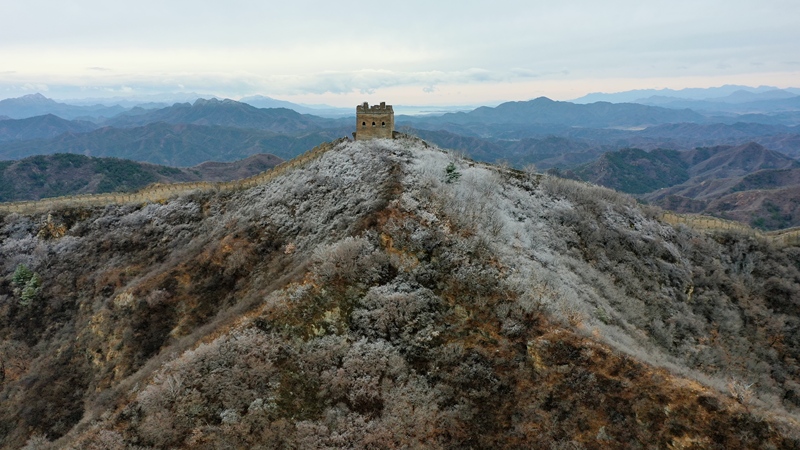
[381,122,385,127]
[372,122,376,127]
[362,121,366,128]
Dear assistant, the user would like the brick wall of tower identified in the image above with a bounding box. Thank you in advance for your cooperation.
[355,102,394,140]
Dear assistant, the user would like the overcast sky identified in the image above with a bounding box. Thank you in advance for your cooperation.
[1,0,798,106]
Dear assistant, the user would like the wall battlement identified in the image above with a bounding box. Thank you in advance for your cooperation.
[355,101,394,140]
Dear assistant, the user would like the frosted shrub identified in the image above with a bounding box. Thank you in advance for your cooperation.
[351,282,444,355]
[20,435,51,450]
[312,236,387,284]
[439,168,504,235]
[220,408,241,424]
[727,378,755,407]
[326,338,406,412]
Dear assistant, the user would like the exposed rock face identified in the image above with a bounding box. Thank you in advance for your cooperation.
[0,138,799,449]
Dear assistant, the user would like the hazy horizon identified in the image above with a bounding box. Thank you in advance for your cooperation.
[2,1,799,107]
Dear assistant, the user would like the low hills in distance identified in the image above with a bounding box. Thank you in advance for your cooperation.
[0,152,282,202]
[570,142,800,229]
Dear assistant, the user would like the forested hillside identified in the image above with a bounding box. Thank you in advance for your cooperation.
[571,143,800,229]
[1,138,799,449]
[0,153,282,202]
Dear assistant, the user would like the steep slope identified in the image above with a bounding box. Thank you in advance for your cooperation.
[669,185,800,230]
[572,147,689,193]
[686,142,800,182]
[1,139,799,449]
[0,153,282,202]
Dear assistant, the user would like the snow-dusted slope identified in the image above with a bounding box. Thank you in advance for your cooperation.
[2,138,799,448]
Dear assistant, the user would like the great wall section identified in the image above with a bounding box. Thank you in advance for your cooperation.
[0,136,799,247]
[661,211,800,247]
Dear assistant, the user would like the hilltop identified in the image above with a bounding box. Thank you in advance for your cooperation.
[0,138,799,448]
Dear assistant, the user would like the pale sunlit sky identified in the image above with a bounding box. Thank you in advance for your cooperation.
[1,0,798,106]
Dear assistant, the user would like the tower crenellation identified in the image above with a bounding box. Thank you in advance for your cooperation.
[355,101,394,140]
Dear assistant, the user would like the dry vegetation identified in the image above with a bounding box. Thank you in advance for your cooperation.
[1,138,799,449]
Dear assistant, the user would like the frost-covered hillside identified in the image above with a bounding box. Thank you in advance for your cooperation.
[1,138,799,449]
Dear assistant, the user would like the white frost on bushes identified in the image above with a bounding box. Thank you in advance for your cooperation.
[395,139,701,369]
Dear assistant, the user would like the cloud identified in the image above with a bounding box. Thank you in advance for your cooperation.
[22,83,48,92]
[268,68,515,96]
[1,1,798,103]
[511,68,541,79]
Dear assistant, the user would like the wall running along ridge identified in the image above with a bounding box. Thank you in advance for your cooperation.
[661,211,800,246]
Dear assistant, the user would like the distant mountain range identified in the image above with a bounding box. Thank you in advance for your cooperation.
[105,98,350,132]
[239,95,352,117]
[0,152,282,202]
[636,92,800,115]
[573,85,800,103]
[572,86,800,120]
[411,120,800,170]
[0,93,126,121]
[1,92,800,233]
[0,121,345,166]
[405,97,706,129]
[1,94,798,171]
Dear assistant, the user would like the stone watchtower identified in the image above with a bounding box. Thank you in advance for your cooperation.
[355,102,394,140]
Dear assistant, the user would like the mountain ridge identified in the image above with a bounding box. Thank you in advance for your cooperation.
[0,122,344,166]
[103,98,349,132]
[0,139,799,448]
[572,85,800,103]
[410,97,706,128]
[571,142,800,229]
[0,93,126,121]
